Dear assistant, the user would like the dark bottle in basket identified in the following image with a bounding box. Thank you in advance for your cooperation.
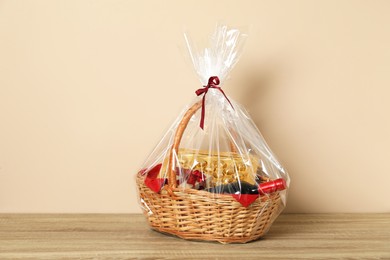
[206,178,286,195]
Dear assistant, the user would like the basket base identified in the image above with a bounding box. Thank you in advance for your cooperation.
[152,227,271,244]
[151,226,268,244]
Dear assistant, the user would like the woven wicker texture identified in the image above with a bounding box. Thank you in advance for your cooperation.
[137,174,283,243]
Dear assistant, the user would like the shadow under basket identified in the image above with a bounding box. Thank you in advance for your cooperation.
[136,173,283,243]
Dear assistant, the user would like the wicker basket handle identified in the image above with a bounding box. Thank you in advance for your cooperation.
[166,101,237,188]
[167,101,202,188]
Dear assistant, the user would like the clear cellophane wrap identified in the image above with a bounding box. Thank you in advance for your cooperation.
[136,24,290,243]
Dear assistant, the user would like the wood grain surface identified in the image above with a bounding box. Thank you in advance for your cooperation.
[0,214,389,259]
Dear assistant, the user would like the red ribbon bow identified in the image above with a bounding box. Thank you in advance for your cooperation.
[195,76,234,129]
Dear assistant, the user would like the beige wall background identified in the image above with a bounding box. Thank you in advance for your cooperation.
[1,0,389,213]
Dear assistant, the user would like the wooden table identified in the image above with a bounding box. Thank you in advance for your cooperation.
[0,214,389,259]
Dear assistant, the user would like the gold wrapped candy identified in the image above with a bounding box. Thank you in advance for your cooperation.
[159,149,260,187]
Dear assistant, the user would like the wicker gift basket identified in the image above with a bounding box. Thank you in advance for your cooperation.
[136,25,289,244]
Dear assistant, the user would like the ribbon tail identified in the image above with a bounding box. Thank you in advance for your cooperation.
[200,95,206,129]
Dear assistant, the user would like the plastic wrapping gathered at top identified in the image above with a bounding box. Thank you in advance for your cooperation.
[136,24,290,243]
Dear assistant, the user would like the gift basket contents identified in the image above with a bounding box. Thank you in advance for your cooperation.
[136,24,290,243]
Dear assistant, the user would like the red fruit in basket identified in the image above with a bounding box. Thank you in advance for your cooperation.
[175,167,205,187]
[187,170,204,185]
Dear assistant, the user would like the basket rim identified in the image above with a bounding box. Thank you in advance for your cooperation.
[136,173,278,204]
